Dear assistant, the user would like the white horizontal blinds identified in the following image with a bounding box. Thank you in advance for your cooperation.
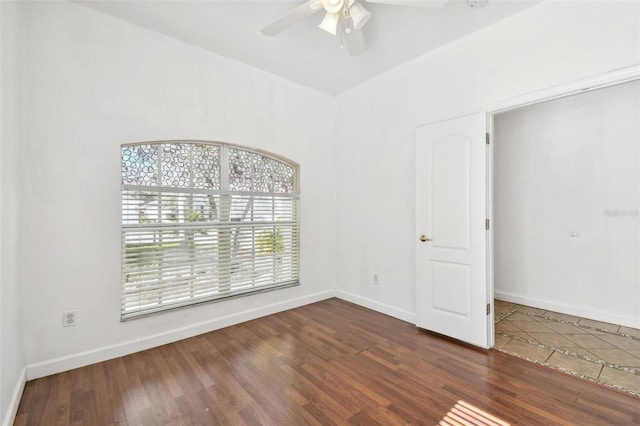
[225,194,299,291]
[121,142,299,320]
[121,191,224,316]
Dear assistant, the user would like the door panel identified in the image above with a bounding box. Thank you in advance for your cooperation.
[432,261,471,317]
[416,113,488,348]
[432,136,470,250]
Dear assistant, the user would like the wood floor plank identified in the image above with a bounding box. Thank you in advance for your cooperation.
[102,357,132,425]
[16,298,640,425]
[281,364,355,422]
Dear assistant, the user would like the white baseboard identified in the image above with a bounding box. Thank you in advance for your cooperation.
[334,290,416,324]
[25,289,416,380]
[27,290,335,380]
[2,367,26,426]
[495,291,639,329]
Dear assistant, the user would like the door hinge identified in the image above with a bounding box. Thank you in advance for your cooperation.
[486,133,490,145]
[486,303,491,315]
[485,219,490,230]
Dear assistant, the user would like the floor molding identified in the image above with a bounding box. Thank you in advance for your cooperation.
[26,290,336,380]
[334,290,416,324]
[2,367,26,426]
[25,289,416,381]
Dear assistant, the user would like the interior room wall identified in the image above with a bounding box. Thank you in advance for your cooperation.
[333,0,640,320]
[20,1,337,378]
[1,1,27,424]
[493,80,640,328]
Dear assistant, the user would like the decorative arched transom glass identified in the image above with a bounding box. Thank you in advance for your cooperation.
[121,141,299,320]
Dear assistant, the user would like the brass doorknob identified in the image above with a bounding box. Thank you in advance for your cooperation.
[419,234,431,242]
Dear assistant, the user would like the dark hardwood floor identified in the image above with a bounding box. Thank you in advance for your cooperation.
[15,298,640,425]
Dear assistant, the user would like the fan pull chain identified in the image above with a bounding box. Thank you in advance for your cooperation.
[338,5,353,50]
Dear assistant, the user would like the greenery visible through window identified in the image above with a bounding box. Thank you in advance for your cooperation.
[121,141,299,320]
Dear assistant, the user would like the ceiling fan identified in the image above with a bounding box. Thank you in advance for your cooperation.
[261,0,450,56]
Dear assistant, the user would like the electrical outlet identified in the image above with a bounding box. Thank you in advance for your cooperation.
[63,310,77,327]
[371,272,380,285]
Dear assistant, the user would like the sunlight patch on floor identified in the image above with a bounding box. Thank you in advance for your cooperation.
[440,400,511,426]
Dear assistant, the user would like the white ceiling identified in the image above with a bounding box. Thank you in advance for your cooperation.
[78,0,541,96]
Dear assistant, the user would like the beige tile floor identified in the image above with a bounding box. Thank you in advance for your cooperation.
[494,299,640,397]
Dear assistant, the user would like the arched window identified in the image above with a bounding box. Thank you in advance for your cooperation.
[121,141,299,320]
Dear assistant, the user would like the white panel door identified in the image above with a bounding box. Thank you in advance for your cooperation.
[416,113,488,348]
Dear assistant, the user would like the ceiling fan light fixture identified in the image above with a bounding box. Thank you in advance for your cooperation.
[319,11,340,35]
[322,0,345,14]
[348,1,371,30]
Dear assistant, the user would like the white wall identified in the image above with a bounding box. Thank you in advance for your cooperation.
[494,80,640,327]
[20,1,337,378]
[1,1,27,424]
[334,1,640,319]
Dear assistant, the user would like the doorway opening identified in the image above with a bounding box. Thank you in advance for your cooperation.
[489,76,640,397]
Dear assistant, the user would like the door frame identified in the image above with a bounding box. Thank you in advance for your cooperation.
[485,64,640,346]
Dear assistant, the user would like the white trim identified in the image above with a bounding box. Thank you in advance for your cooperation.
[335,290,416,324]
[27,290,335,380]
[26,290,418,380]
[485,113,494,348]
[495,291,639,330]
[486,64,640,114]
[2,367,26,426]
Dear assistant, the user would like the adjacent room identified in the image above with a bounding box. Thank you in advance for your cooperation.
[1,0,639,424]
[492,79,640,394]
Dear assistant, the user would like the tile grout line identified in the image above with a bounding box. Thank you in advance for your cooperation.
[494,307,518,323]
[495,325,640,376]
[493,344,640,399]
[498,305,640,348]
[529,309,639,342]
[498,330,640,373]
[495,304,640,398]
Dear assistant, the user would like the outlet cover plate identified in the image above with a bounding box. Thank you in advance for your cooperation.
[63,310,76,327]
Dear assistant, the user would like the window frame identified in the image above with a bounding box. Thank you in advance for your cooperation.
[120,140,300,320]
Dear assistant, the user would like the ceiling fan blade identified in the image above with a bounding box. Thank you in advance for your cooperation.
[365,0,448,8]
[341,18,367,56]
[261,0,324,36]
